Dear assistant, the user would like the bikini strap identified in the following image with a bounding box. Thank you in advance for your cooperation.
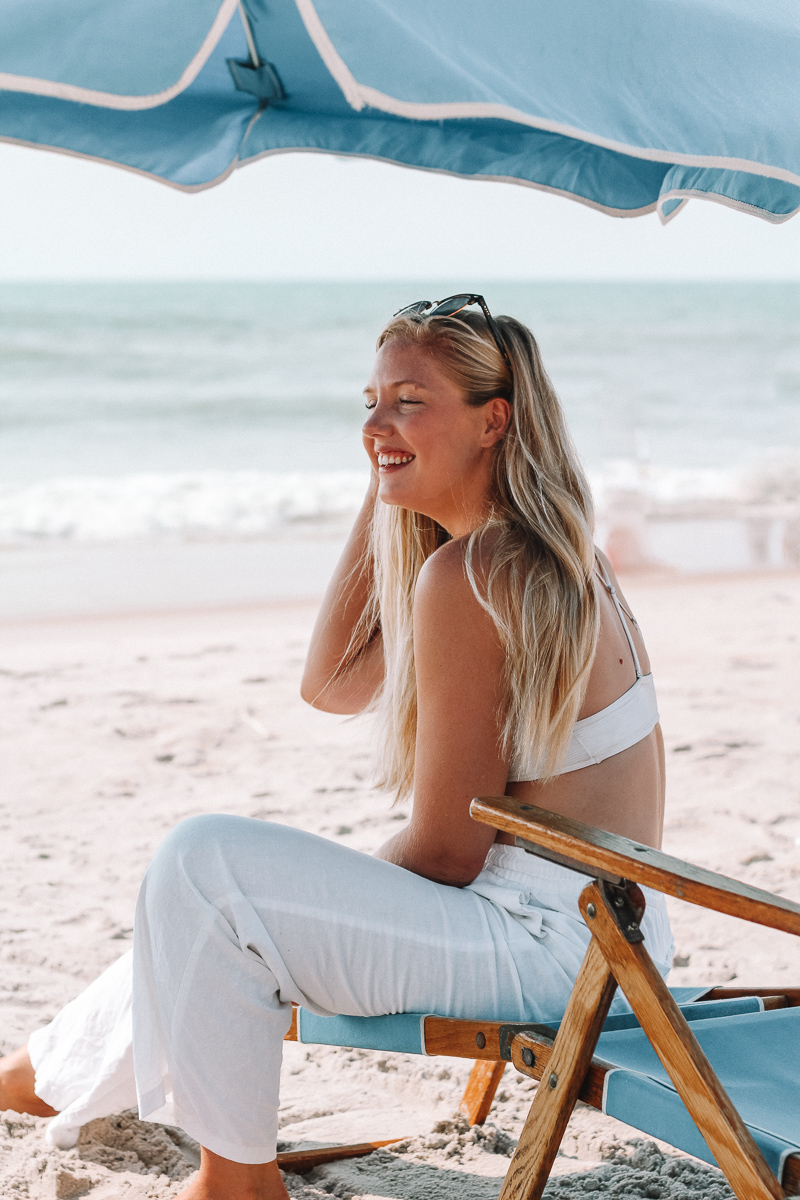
[595,558,643,679]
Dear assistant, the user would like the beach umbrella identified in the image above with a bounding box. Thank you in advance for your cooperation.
[1,0,799,224]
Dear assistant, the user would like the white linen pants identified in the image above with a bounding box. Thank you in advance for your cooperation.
[29,815,674,1163]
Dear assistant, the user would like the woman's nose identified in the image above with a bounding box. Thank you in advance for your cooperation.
[362,404,392,438]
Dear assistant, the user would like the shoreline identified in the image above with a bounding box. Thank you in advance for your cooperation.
[1,495,798,620]
[0,563,798,629]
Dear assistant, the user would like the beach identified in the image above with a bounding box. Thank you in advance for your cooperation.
[2,567,798,1199]
[1,277,798,1196]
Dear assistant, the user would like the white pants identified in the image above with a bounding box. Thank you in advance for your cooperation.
[29,816,674,1163]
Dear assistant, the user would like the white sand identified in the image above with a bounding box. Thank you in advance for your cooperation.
[1,571,798,1198]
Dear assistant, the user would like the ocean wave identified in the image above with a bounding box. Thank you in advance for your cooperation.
[587,460,741,507]
[1,459,798,546]
[588,455,800,510]
[0,471,371,544]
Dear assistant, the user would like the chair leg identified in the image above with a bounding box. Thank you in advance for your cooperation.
[459,1059,507,1126]
[581,879,783,1200]
[276,1139,405,1174]
[498,937,618,1200]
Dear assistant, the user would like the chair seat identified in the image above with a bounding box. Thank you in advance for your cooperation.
[292,987,733,1055]
[598,1007,800,1183]
[291,995,799,1185]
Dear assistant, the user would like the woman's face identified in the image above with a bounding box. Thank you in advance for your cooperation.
[362,338,510,537]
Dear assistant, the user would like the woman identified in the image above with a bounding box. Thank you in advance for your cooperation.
[0,297,671,1200]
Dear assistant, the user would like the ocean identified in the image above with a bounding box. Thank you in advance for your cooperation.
[1,281,799,615]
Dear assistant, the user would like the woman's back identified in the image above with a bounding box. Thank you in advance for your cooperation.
[504,552,665,849]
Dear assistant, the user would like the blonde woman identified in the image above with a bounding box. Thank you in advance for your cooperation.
[0,296,672,1200]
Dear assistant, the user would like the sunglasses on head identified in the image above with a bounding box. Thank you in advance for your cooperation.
[393,293,513,378]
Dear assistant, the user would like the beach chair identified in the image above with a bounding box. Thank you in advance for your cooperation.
[280,799,800,1199]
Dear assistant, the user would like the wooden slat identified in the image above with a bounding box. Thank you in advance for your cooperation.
[498,937,618,1200]
[459,1060,507,1126]
[783,1154,800,1196]
[276,1138,404,1174]
[285,1006,298,1041]
[510,1030,612,1112]
[470,797,800,937]
[704,987,800,1009]
[424,1017,508,1059]
[423,1016,555,1061]
[583,880,783,1200]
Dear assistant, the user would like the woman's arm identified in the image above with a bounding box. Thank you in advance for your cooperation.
[375,539,509,886]
[300,478,385,714]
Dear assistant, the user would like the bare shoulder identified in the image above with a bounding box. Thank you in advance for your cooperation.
[417,536,467,590]
[418,525,503,590]
[414,536,501,649]
[416,537,477,607]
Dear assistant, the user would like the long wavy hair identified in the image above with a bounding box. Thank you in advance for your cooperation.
[350,309,600,799]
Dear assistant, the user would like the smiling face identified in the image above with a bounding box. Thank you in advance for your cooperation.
[362,338,511,537]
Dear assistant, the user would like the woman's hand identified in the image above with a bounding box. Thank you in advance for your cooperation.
[300,477,383,714]
[374,538,509,886]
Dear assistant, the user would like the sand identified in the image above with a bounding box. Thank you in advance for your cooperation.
[1,570,799,1198]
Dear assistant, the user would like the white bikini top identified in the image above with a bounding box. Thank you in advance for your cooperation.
[507,560,659,782]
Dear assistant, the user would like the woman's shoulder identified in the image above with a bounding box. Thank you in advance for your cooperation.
[417,536,468,586]
[414,541,468,622]
[413,537,504,664]
[417,529,489,587]
[414,531,501,625]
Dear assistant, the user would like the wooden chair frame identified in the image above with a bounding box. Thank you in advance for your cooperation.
[279,798,800,1199]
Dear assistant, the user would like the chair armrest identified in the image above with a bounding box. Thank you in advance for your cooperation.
[470,796,800,937]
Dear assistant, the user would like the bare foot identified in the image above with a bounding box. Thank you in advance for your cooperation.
[174,1148,290,1200]
[0,1046,57,1117]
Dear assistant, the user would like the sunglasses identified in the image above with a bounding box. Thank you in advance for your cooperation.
[394,293,513,378]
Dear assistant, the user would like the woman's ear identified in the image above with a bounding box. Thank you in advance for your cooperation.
[480,397,512,447]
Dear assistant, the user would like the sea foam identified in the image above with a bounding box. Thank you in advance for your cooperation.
[0,471,371,544]
[2,461,796,546]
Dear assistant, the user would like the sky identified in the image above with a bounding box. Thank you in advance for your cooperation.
[1,140,799,281]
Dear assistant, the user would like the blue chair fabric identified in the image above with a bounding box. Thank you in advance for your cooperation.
[294,994,800,1184]
[600,1007,800,1184]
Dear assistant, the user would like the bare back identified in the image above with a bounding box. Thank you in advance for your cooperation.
[502,553,665,848]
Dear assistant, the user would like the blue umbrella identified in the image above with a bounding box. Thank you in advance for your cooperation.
[1,0,799,223]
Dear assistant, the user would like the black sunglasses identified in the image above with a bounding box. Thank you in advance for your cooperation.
[394,293,513,378]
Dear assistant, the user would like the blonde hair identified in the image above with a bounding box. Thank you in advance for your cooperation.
[353,309,600,798]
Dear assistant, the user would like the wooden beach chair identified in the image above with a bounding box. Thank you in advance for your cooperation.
[280,799,800,1199]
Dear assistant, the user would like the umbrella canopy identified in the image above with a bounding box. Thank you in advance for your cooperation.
[2,0,799,223]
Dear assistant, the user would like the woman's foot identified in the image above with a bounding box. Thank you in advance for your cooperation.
[0,1046,57,1117]
[175,1148,290,1200]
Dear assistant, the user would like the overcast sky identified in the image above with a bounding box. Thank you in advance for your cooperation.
[1,141,799,282]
